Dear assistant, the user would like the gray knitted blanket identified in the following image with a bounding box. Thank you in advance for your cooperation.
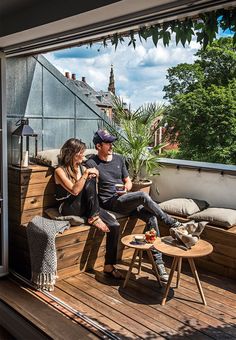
[27,215,70,291]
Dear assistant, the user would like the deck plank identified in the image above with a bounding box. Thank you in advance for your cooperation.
[50,259,236,340]
[66,275,175,338]
[138,261,236,317]
[53,282,139,339]
[116,261,236,339]
[120,261,236,337]
[7,253,233,340]
[57,278,164,339]
[79,272,213,339]
[88,270,223,339]
[0,277,98,340]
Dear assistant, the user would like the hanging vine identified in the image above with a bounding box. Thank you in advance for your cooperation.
[93,8,236,51]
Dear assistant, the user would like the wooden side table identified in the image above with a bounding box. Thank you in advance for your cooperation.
[121,234,162,288]
[154,237,213,306]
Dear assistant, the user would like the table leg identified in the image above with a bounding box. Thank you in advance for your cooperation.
[176,257,182,288]
[146,250,162,287]
[161,256,178,306]
[123,249,139,288]
[138,250,143,274]
[188,258,207,305]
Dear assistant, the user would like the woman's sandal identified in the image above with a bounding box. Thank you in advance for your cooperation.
[104,268,124,280]
[88,215,109,232]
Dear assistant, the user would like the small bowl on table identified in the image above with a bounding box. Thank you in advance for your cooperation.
[133,235,146,244]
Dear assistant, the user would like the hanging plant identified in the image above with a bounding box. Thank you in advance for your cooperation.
[89,8,236,50]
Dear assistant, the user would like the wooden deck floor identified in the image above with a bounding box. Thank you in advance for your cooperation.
[46,257,236,340]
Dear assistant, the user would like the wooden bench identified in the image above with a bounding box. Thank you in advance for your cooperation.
[8,164,236,281]
[8,165,146,280]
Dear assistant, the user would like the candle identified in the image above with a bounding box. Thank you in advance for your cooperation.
[22,151,29,167]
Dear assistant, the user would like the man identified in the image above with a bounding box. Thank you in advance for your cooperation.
[86,129,181,282]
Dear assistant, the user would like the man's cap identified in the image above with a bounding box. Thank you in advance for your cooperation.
[93,129,117,145]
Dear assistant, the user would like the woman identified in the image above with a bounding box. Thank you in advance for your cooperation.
[54,138,123,279]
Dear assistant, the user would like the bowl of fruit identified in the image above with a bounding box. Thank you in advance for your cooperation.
[145,228,157,243]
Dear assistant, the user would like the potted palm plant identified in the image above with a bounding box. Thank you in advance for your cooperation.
[109,97,165,192]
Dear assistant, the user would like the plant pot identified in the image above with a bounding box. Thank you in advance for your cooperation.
[131,179,152,194]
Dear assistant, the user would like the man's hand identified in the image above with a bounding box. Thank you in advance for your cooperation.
[117,188,127,196]
[124,176,132,192]
[85,167,99,178]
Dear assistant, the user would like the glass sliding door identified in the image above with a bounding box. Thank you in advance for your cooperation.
[0,52,8,277]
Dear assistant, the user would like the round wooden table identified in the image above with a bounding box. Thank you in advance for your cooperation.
[121,234,162,288]
[153,237,213,306]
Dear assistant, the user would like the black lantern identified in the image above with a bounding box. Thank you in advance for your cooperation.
[11,119,38,167]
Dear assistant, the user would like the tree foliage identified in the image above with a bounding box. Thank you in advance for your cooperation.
[163,38,236,165]
[109,97,165,182]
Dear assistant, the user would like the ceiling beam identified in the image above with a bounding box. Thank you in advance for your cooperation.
[1,0,236,56]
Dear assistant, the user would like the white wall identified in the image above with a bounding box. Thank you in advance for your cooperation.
[151,161,236,209]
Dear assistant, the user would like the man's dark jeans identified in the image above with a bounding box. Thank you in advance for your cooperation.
[62,178,120,266]
[102,191,177,265]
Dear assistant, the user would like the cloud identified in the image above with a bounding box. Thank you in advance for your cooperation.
[139,42,198,67]
[44,36,200,109]
[53,46,105,59]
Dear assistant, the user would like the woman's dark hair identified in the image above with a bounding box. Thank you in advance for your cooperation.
[58,138,86,181]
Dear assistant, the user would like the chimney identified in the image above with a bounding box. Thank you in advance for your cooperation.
[82,76,86,82]
[65,72,70,79]
[72,73,76,80]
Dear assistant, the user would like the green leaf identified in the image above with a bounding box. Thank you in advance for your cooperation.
[103,38,107,48]
[151,26,159,46]
[233,33,236,47]
[180,32,187,47]
[111,33,119,50]
[163,22,169,32]
[196,32,204,43]
[163,31,171,47]
[139,27,147,41]
[129,30,136,49]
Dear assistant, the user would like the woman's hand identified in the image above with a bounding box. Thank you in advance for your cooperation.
[84,167,99,178]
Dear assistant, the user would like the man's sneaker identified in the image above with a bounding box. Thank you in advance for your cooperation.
[156,264,169,282]
[171,221,182,228]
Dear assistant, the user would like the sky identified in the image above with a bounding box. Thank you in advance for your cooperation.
[44,37,201,109]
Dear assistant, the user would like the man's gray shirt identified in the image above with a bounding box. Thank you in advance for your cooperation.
[86,154,129,204]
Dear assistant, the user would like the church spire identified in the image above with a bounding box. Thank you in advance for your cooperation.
[108,64,115,95]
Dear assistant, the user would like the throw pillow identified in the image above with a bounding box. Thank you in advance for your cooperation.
[32,148,97,167]
[45,207,86,226]
[56,214,86,226]
[159,198,209,217]
[84,148,98,159]
[32,149,60,167]
[189,207,236,229]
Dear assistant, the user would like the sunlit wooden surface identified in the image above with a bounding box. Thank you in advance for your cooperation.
[51,258,236,339]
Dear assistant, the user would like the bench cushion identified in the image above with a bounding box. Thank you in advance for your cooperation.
[189,207,236,229]
[32,148,97,167]
[45,207,128,226]
[159,198,209,217]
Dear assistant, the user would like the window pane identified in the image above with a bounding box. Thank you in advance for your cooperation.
[43,70,75,117]
[43,119,74,149]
